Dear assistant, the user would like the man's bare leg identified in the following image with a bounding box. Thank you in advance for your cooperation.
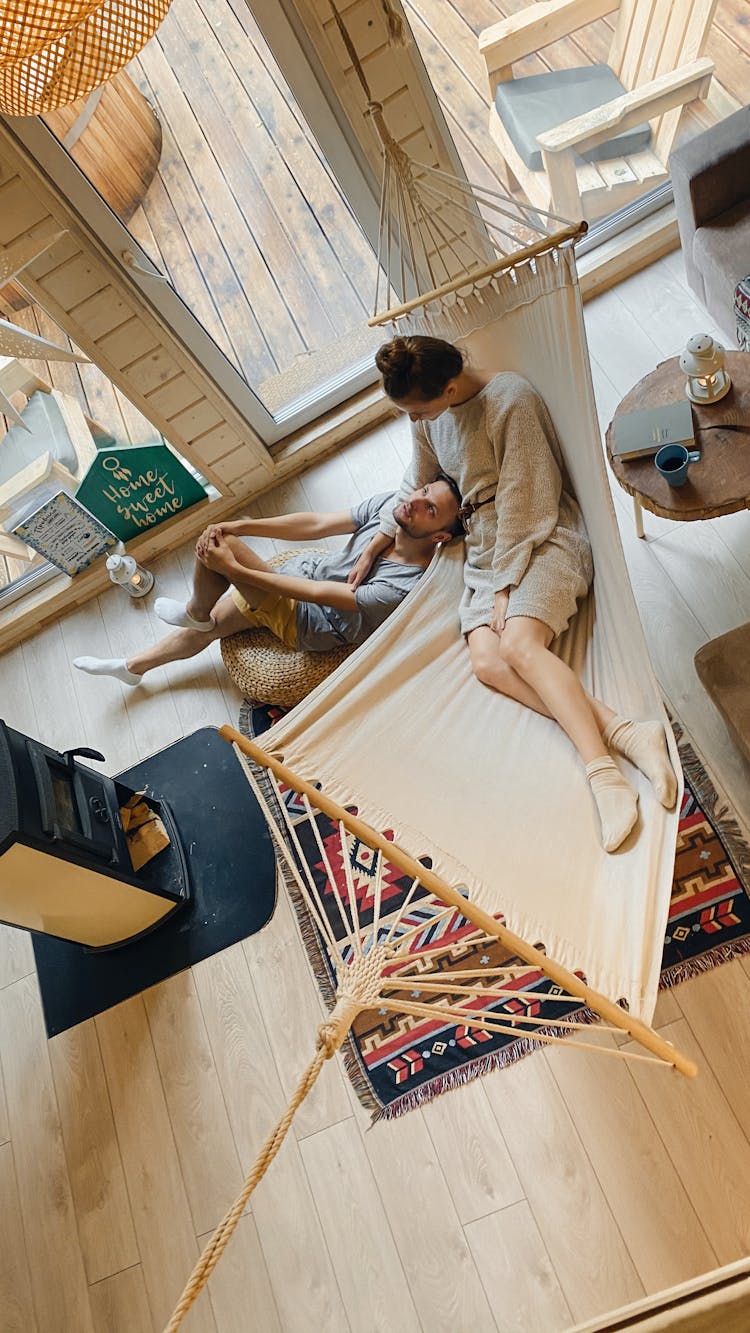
[157,537,273,629]
[74,594,253,685]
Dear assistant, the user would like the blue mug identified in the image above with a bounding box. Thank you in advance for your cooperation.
[654,444,700,488]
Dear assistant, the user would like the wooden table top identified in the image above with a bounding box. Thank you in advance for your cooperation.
[605,352,750,521]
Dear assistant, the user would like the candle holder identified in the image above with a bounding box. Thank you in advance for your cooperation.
[106,553,155,598]
[679,333,731,404]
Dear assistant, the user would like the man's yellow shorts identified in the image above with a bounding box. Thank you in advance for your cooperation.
[230,585,298,648]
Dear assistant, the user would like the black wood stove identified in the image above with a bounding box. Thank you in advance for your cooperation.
[0,719,189,949]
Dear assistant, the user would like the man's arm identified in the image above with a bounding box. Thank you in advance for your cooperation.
[203,536,358,612]
[205,509,357,543]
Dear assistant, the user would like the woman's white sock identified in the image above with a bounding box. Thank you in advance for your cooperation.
[154,597,214,631]
[73,656,142,686]
[586,756,639,853]
[604,717,678,809]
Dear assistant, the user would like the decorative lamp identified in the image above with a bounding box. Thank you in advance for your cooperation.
[679,333,732,404]
[106,553,154,599]
[0,1,173,115]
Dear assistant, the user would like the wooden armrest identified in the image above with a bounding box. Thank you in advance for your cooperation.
[537,59,714,153]
[0,356,52,399]
[479,0,618,78]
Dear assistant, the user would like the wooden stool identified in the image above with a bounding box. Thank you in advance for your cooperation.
[221,630,353,708]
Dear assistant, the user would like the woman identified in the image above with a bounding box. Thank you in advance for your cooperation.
[351,334,676,853]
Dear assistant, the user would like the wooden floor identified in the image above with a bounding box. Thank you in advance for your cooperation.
[2,249,750,1332]
[111,0,750,408]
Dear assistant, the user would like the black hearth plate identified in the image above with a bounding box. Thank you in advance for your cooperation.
[33,727,276,1036]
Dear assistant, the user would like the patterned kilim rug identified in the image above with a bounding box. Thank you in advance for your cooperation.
[239,702,750,1120]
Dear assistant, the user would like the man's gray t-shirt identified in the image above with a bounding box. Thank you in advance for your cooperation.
[277,492,425,651]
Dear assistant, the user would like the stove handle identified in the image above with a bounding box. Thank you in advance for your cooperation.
[63,747,106,765]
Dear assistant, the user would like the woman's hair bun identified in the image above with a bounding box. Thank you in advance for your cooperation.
[376,337,412,375]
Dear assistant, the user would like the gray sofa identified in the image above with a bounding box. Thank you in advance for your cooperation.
[669,105,750,339]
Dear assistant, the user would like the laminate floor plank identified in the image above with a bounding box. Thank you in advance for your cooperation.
[88,1265,155,1333]
[242,887,353,1142]
[95,995,218,1333]
[465,1200,573,1333]
[57,596,141,772]
[97,583,186,761]
[143,970,246,1238]
[421,1077,524,1224]
[0,1140,38,1333]
[624,1017,750,1264]
[582,288,665,398]
[21,620,88,754]
[48,1019,140,1284]
[0,976,95,1333]
[192,944,350,1333]
[356,1107,497,1332]
[198,1214,282,1333]
[482,1055,644,1323]
[0,924,34,992]
[673,960,750,1142]
[544,1034,717,1290]
[299,1118,421,1333]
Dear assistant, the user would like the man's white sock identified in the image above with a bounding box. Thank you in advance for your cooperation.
[154,597,214,631]
[73,656,142,686]
[604,717,678,809]
[585,756,639,853]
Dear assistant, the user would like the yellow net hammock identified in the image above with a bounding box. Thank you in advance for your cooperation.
[163,8,688,1330]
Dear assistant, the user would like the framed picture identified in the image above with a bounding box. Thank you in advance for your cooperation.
[13,491,118,576]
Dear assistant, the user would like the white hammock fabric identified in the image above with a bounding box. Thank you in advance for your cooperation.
[262,245,681,1021]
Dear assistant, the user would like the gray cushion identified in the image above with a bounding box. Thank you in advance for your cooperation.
[0,390,79,487]
[693,198,750,318]
[495,64,652,171]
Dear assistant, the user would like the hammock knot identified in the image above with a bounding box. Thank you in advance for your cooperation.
[318,946,391,1056]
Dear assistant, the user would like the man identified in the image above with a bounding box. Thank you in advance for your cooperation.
[73,479,462,685]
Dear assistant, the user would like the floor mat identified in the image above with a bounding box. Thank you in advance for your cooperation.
[34,727,276,1036]
[240,701,750,1119]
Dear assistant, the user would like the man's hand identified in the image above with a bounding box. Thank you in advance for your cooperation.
[199,530,234,573]
[196,523,224,560]
[348,532,393,590]
[491,588,509,635]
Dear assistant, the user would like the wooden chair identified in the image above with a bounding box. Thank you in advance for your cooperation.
[478,0,717,222]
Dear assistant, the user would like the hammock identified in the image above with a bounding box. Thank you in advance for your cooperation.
[260,245,682,1021]
[162,12,685,1326]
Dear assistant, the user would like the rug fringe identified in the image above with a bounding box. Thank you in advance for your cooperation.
[660,935,750,989]
[374,1016,600,1122]
[671,716,750,885]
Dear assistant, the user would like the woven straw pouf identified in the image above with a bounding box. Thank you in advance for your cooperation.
[220,548,355,708]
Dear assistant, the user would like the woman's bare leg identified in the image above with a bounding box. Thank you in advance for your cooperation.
[469,620,637,851]
[496,617,607,763]
[468,626,616,734]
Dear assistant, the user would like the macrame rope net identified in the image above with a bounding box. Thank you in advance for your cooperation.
[162,730,695,1332]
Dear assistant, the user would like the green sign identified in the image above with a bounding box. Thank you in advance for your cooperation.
[75,443,208,542]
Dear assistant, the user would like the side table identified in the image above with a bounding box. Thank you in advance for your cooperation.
[605,352,750,538]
